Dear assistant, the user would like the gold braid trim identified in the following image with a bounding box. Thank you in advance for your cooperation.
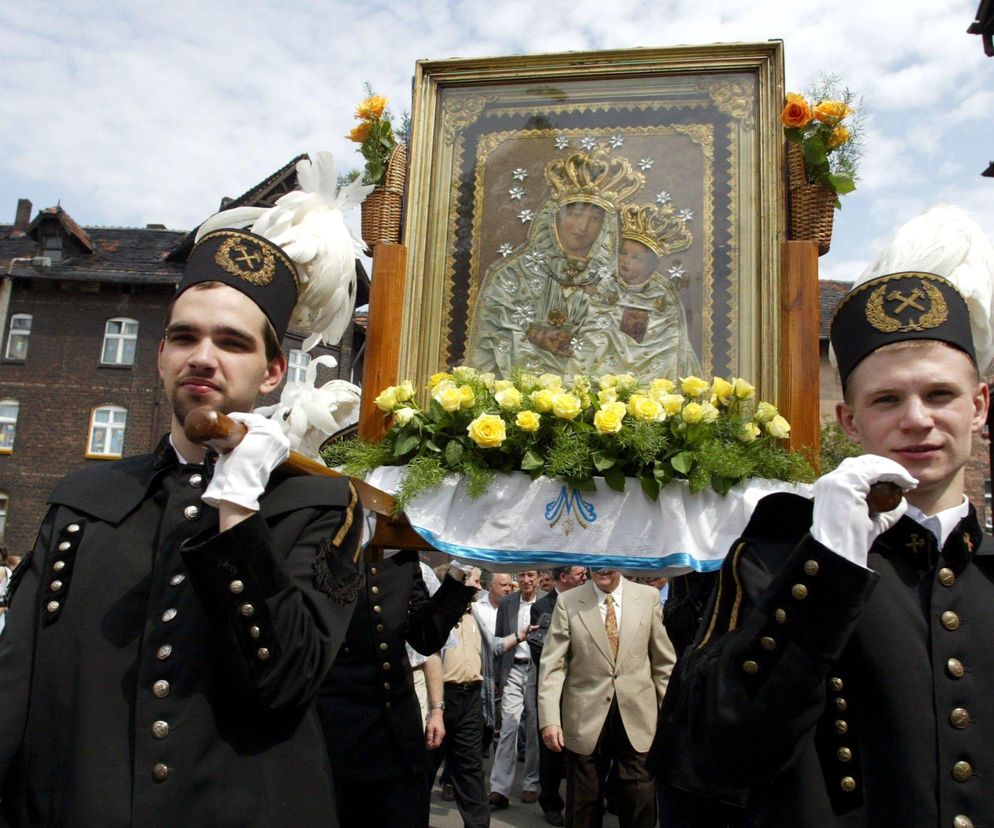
[332,481,359,551]
[697,541,746,649]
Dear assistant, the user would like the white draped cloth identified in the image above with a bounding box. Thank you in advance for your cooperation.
[364,468,812,575]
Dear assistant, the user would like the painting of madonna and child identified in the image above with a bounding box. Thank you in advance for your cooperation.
[466,145,702,384]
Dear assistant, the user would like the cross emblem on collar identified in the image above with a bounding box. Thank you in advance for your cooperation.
[963,533,974,554]
[907,534,926,555]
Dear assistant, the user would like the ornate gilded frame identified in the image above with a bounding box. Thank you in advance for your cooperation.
[400,43,785,395]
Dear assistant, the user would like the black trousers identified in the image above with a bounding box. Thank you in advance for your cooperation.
[428,681,490,828]
[564,700,656,828]
[539,735,567,813]
[335,772,429,827]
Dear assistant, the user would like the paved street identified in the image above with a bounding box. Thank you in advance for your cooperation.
[428,752,620,827]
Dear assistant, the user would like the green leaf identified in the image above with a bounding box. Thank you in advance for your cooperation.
[393,433,420,457]
[640,473,660,501]
[521,449,545,471]
[826,172,856,195]
[593,452,617,472]
[571,476,597,493]
[424,439,442,453]
[671,450,695,474]
[603,464,626,492]
[444,440,464,466]
[783,127,805,143]
[802,134,827,168]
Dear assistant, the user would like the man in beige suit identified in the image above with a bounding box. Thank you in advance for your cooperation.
[539,569,676,828]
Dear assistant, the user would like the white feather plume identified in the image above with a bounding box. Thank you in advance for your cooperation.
[254,355,361,460]
[195,151,374,350]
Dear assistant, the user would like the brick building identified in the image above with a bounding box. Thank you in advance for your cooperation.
[0,159,367,553]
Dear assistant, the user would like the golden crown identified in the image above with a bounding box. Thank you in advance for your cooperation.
[544,147,644,211]
[619,204,693,258]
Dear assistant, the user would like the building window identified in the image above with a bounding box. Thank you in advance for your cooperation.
[87,405,127,459]
[0,401,18,453]
[101,318,139,366]
[986,479,992,534]
[5,314,31,360]
[0,493,7,540]
[288,349,311,383]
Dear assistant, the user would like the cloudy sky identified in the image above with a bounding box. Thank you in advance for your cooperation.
[1,0,991,283]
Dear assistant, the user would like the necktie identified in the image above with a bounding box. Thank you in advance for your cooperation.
[605,594,619,660]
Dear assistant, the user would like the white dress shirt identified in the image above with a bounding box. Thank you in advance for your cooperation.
[905,496,970,549]
[592,577,624,631]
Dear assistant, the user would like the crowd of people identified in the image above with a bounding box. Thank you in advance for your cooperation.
[1,202,994,828]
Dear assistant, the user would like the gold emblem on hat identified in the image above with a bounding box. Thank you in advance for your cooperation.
[215,235,276,286]
[865,279,948,333]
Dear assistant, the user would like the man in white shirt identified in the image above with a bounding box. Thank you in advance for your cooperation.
[473,572,513,754]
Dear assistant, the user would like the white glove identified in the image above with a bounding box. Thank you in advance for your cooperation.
[811,455,918,568]
[203,412,290,512]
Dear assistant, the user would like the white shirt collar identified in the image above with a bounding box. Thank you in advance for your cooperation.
[592,577,624,605]
[169,435,194,466]
[905,497,969,548]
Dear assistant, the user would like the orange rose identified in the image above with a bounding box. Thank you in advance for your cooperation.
[813,99,852,125]
[347,121,373,143]
[780,93,812,128]
[355,94,388,122]
[827,125,851,150]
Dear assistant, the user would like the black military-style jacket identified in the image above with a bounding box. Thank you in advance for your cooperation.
[317,549,475,783]
[657,492,994,828]
[0,438,363,827]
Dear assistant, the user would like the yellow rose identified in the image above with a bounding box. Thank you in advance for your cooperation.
[394,380,415,402]
[598,387,619,406]
[700,402,720,423]
[571,375,591,397]
[594,402,627,433]
[374,386,398,411]
[493,379,515,393]
[813,99,852,125]
[681,375,709,397]
[659,394,685,416]
[479,372,496,390]
[516,410,541,433]
[552,392,582,420]
[531,389,555,412]
[495,387,523,410]
[827,125,850,150]
[650,378,675,396]
[767,414,791,439]
[452,365,477,382]
[538,373,563,390]
[354,94,388,121]
[738,422,761,442]
[780,92,812,128]
[598,374,618,389]
[681,402,704,424]
[467,413,506,448]
[709,376,734,405]
[429,372,452,390]
[733,377,755,400]
[393,407,416,426]
[346,121,373,143]
[629,395,666,423]
[458,385,475,408]
[615,373,638,392]
[435,386,462,413]
[517,372,540,392]
[754,401,778,423]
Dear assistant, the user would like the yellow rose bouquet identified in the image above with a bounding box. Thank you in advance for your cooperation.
[325,366,814,512]
[782,74,864,206]
[346,83,406,186]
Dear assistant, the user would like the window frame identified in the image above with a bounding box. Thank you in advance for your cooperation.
[100,317,139,366]
[86,405,128,460]
[287,348,311,384]
[5,314,32,361]
[0,400,19,454]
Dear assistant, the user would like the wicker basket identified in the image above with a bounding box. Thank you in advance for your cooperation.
[786,142,835,256]
[361,144,407,252]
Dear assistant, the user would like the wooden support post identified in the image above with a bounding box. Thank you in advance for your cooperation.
[358,243,407,442]
[779,240,821,462]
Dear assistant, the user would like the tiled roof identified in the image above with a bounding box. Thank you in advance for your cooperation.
[1,224,186,284]
[819,279,853,339]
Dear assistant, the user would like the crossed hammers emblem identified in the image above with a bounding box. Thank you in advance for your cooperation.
[885,288,926,314]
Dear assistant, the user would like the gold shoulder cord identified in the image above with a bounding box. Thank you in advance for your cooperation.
[332,481,359,558]
[697,541,746,649]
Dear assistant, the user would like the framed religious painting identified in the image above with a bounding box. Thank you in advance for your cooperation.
[399,43,786,398]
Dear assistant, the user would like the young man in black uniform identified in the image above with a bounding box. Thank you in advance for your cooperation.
[0,226,364,826]
[657,206,994,827]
